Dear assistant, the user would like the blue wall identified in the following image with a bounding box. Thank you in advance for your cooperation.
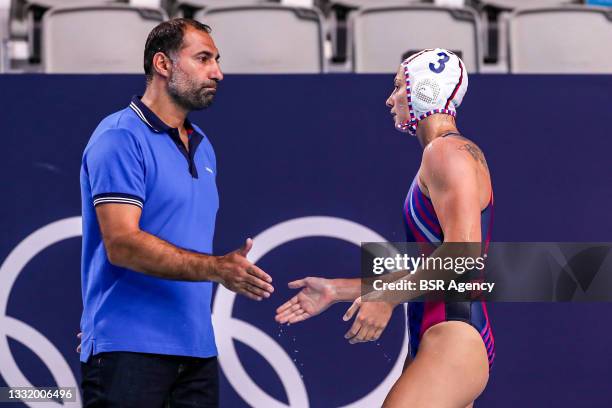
[0,74,611,407]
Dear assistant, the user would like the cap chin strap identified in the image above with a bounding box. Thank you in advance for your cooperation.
[399,62,457,137]
[396,121,412,134]
[401,62,417,136]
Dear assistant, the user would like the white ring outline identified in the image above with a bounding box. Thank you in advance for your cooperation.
[0,216,408,408]
[0,217,83,407]
[213,216,408,408]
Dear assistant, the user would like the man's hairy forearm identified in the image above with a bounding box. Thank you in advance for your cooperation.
[105,230,217,282]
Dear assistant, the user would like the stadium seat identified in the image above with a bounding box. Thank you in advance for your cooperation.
[131,0,163,9]
[351,4,482,73]
[10,0,108,30]
[476,1,581,66]
[434,0,466,6]
[326,0,424,67]
[480,0,580,10]
[42,4,167,73]
[196,4,325,73]
[508,6,612,73]
[172,0,266,18]
[9,0,117,63]
[281,0,314,6]
[180,0,266,5]
[331,0,419,8]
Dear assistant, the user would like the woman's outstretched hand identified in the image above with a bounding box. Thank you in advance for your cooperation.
[275,277,337,324]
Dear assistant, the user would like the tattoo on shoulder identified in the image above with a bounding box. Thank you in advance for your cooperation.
[458,143,489,170]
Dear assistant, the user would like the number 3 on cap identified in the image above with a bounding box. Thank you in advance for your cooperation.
[429,52,450,74]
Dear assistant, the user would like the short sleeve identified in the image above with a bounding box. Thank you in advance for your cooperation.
[84,128,146,208]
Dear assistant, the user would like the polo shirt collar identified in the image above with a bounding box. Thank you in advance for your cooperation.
[129,95,204,179]
[129,95,196,135]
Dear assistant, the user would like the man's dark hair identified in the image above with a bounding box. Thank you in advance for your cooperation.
[144,18,212,83]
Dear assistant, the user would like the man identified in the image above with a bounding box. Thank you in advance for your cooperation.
[79,19,274,407]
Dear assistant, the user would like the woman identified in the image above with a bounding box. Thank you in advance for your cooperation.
[276,48,494,407]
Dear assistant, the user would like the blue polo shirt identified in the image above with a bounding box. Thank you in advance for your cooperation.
[79,96,219,362]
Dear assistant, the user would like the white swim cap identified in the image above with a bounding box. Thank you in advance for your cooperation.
[397,48,469,136]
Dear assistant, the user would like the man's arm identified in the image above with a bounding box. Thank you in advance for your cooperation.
[97,203,274,300]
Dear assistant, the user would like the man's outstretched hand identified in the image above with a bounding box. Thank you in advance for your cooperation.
[214,238,274,301]
[275,277,337,324]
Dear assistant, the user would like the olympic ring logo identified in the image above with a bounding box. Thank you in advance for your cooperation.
[0,217,83,407]
[213,216,408,408]
[0,216,407,407]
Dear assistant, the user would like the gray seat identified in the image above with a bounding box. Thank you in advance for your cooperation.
[508,6,612,73]
[196,4,325,73]
[181,0,266,6]
[172,0,267,18]
[476,1,578,71]
[8,0,118,65]
[332,0,417,8]
[351,4,481,73]
[10,0,118,36]
[42,4,167,73]
[480,0,578,11]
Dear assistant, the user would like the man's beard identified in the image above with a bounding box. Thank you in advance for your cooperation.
[167,66,217,111]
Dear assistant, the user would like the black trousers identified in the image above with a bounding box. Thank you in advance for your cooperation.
[81,352,219,407]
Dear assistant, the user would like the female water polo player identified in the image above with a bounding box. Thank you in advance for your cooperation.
[276,48,494,407]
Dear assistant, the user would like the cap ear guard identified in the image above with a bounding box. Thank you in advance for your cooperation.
[397,48,468,136]
[395,61,416,134]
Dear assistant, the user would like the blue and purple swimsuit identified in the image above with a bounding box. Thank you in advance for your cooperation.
[403,175,496,369]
